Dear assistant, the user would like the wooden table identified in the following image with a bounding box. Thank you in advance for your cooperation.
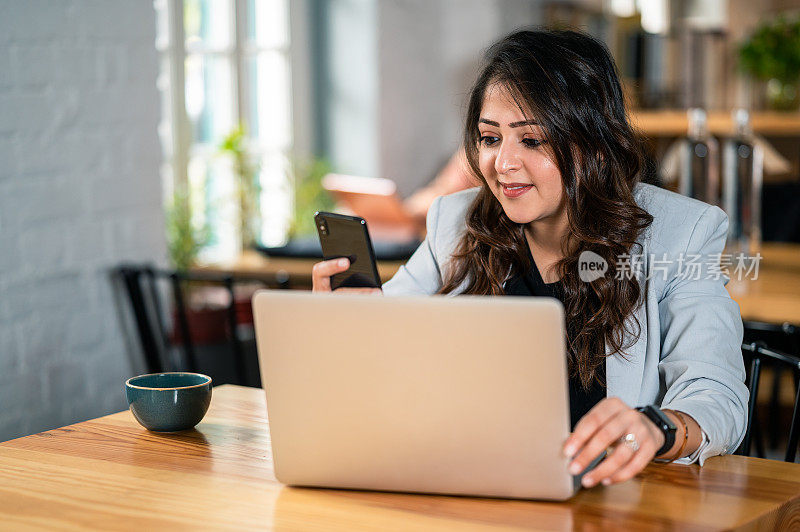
[196,250,405,288]
[727,243,800,325]
[2,385,799,530]
[198,243,800,325]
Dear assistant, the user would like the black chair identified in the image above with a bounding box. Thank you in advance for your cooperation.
[742,321,800,450]
[111,264,290,387]
[743,321,799,353]
[738,341,800,462]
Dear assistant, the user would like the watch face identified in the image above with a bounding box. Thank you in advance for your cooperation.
[640,406,676,431]
[655,408,677,431]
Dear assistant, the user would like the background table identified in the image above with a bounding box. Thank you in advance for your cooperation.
[727,243,800,325]
[1,385,799,530]
[198,243,800,325]
[196,250,404,288]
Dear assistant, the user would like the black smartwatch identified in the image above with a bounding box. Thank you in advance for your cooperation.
[636,405,677,457]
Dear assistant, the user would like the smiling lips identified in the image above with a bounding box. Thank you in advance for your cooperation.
[500,182,534,198]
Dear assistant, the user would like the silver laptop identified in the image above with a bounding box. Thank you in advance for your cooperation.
[252,290,579,500]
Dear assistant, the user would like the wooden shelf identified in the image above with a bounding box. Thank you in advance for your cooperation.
[630,110,800,137]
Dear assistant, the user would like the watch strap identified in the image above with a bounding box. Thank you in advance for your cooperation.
[636,405,676,457]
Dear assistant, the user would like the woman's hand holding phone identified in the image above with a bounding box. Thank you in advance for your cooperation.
[312,258,383,294]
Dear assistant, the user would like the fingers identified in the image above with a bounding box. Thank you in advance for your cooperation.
[568,407,638,476]
[580,425,658,488]
[578,437,636,487]
[565,399,662,489]
[604,447,655,485]
[311,259,383,294]
[564,397,628,462]
[312,258,350,292]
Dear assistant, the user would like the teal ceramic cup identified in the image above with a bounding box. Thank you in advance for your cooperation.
[125,372,212,432]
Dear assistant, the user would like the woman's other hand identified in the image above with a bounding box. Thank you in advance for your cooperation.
[562,397,665,488]
[311,258,383,294]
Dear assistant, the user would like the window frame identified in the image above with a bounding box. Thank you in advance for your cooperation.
[156,0,299,252]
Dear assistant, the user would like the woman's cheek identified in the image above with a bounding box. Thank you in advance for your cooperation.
[478,153,494,179]
[533,160,563,198]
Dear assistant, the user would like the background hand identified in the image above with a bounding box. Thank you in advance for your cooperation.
[311,258,382,294]
[562,397,665,488]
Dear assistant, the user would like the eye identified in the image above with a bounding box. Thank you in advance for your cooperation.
[479,135,499,147]
[523,138,545,149]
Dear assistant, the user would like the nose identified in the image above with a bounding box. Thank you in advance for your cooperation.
[494,141,522,175]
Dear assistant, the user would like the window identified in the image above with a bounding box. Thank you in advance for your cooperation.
[155,0,293,258]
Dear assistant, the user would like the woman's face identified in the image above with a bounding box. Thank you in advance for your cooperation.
[477,83,565,226]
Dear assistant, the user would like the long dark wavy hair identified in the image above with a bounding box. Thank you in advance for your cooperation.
[440,29,653,389]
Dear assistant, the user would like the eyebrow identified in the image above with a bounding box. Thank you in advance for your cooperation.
[479,118,539,128]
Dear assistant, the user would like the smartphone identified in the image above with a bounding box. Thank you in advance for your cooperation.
[314,211,381,290]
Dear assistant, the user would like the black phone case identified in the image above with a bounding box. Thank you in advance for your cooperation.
[314,211,381,290]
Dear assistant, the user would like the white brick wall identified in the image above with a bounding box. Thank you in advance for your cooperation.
[0,0,166,441]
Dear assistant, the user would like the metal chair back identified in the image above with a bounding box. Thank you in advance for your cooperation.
[112,263,289,385]
[739,341,800,462]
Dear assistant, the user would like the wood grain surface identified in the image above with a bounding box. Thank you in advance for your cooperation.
[1,385,799,530]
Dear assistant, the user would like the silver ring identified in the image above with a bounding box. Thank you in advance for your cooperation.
[620,432,639,452]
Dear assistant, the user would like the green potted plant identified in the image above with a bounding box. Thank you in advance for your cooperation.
[739,15,800,111]
[288,156,334,238]
[219,125,261,250]
[165,185,228,345]
[219,126,266,325]
[166,184,210,273]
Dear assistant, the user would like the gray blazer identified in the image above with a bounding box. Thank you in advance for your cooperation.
[383,183,748,465]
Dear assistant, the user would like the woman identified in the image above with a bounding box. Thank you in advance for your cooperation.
[312,29,747,488]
